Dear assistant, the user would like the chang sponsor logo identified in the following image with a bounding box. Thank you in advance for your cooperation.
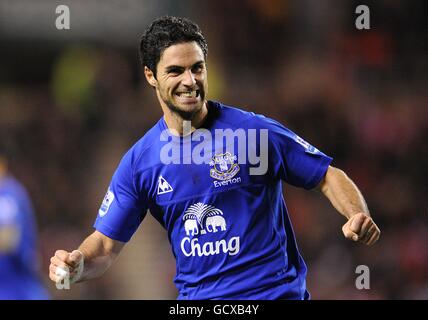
[180,202,240,257]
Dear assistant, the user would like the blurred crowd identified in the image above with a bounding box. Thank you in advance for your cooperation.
[0,0,427,299]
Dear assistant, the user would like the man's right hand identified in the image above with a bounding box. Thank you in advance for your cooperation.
[49,249,84,284]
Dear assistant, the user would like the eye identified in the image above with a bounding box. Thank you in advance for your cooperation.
[192,64,204,73]
[167,67,183,75]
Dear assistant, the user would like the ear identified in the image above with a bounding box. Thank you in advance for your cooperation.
[144,66,157,88]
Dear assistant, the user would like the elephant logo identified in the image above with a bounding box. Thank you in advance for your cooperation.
[184,219,199,236]
[205,215,226,233]
[182,202,226,236]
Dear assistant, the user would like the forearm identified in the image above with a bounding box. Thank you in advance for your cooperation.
[76,231,121,282]
[319,166,369,220]
[316,166,380,245]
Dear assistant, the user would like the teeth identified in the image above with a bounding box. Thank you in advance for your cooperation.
[178,90,197,98]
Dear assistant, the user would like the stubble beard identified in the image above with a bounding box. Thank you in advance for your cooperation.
[166,101,203,121]
[164,88,206,121]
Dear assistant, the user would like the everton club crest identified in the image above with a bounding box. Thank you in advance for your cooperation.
[209,152,240,181]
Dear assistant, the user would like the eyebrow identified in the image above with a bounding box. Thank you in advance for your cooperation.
[165,61,205,73]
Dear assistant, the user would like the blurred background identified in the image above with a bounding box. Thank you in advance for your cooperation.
[0,0,427,299]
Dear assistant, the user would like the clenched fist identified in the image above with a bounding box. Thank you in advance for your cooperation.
[49,249,84,284]
[342,213,380,246]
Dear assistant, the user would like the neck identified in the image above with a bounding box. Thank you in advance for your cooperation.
[162,101,209,136]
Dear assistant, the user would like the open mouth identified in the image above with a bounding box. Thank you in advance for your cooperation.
[175,89,200,99]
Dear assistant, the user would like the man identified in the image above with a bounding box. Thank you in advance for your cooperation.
[49,16,380,299]
[0,142,49,299]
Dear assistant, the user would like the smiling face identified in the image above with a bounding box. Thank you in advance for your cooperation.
[144,41,208,121]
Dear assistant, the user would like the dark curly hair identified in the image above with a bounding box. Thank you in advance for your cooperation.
[139,16,208,78]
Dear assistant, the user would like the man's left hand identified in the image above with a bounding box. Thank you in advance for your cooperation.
[342,213,380,246]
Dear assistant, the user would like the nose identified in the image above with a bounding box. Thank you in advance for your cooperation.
[181,70,196,87]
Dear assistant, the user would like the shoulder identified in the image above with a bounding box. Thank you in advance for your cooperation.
[117,119,164,174]
[211,100,259,126]
[211,100,293,133]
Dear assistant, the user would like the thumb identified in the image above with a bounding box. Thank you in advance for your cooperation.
[68,250,83,266]
[342,222,359,241]
[69,250,85,283]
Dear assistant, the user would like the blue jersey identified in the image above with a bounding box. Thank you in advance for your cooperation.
[94,101,332,299]
[0,175,49,299]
